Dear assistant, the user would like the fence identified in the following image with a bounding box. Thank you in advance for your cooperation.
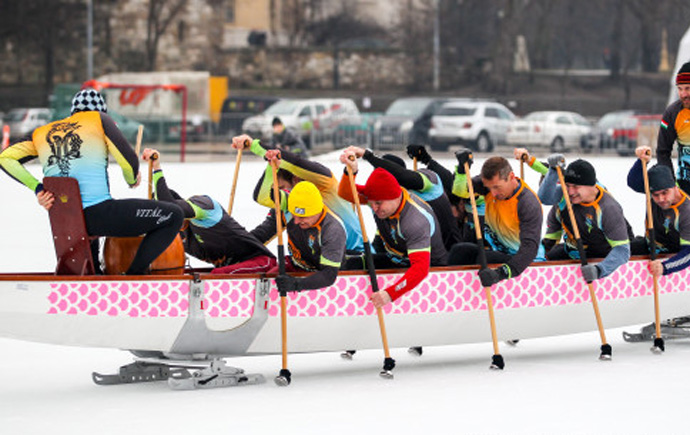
[140,112,380,156]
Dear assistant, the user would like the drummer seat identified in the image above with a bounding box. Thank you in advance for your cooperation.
[43,177,96,276]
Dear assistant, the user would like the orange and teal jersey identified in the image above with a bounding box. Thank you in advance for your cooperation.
[657,100,690,192]
[0,111,138,208]
[455,173,544,276]
[483,179,546,265]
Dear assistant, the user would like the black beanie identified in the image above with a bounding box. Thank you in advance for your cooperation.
[648,164,676,192]
[382,154,407,169]
[272,117,282,126]
[564,159,596,186]
[676,61,690,85]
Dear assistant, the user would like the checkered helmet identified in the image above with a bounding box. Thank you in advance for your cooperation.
[71,88,107,115]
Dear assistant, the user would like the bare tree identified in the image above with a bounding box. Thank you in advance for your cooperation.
[627,0,664,72]
[484,0,524,94]
[529,0,556,69]
[145,0,188,70]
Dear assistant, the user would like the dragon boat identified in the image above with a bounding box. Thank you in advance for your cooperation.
[0,256,686,388]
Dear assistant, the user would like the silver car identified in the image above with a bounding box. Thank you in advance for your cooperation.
[429,101,515,152]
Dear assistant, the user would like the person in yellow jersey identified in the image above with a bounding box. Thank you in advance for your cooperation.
[271,180,348,293]
[0,88,183,275]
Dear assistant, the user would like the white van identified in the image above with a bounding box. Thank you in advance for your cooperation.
[5,108,52,140]
[241,98,360,148]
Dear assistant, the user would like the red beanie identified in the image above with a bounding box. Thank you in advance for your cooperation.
[358,167,402,201]
[676,62,690,85]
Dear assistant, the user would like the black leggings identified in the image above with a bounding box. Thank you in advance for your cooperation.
[84,199,184,275]
[447,242,511,266]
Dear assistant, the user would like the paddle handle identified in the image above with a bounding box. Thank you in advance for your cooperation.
[269,158,289,372]
[464,162,484,245]
[345,162,391,359]
[464,162,500,356]
[555,166,608,346]
[147,152,158,200]
[519,153,527,180]
[227,147,244,216]
[270,160,285,251]
[641,156,662,340]
[134,125,144,157]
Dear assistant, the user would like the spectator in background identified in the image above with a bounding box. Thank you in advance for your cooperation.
[272,117,309,157]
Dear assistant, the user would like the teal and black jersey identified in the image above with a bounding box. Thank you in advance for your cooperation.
[153,170,274,267]
[287,207,347,272]
[374,189,448,267]
[361,150,463,250]
[544,185,631,259]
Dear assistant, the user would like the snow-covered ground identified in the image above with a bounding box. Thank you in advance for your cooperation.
[0,151,685,434]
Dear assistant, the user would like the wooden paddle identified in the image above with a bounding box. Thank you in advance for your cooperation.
[147,151,158,200]
[464,160,504,370]
[641,153,665,353]
[270,158,292,386]
[134,125,144,154]
[345,158,396,378]
[555,165,611,360]
[227,148,243,216]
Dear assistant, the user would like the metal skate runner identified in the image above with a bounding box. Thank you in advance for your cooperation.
[93,357,265,390]
[623,316,690,343]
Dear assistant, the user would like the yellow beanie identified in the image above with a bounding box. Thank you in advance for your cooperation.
[288,181,323,217]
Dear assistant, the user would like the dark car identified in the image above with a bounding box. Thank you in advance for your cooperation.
[218,96,279,137]
[372,97,462,150]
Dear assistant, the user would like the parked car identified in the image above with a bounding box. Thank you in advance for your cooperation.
[218,96,279,137]
[242,98,360,148]
[428,101,515,152]
[610,114,662,156]
[583,111,661,156]
[5,108,52,140]
[506,111,592,152]
[372,97,454,149]
[584,110,637,152]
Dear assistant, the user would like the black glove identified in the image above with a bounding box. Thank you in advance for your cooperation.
[478,264,510,287]
[455,148,474,174]
[406,144,431,165]
[580,265,600,283]
[275,274,301,293]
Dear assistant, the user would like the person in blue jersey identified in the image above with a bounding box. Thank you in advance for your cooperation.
[231,134,364,255]
[537,156,631,283]
[142,148,276,274]
[0,89,183,275]
[628,146,690,277]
